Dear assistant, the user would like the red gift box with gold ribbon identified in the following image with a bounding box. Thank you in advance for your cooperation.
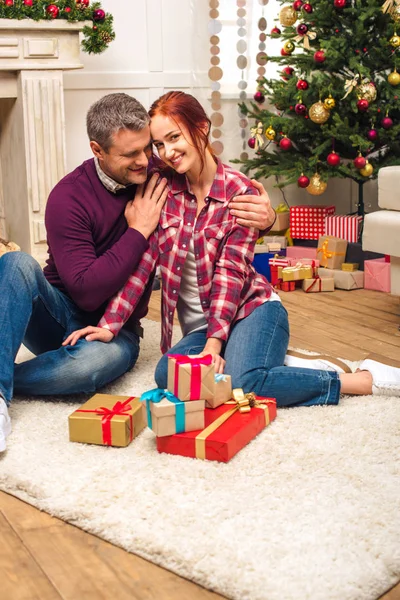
[156,390,277,463]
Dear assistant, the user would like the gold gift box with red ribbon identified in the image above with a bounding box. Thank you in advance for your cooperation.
[280,264,313,282]
[157,389,277,463]
[317,235,348,270]
[68,394,146,447]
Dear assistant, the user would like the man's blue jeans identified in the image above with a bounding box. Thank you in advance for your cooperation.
[155,301,341,408]
[0,252,140,405]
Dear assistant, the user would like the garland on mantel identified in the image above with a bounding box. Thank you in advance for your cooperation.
[0,0,115,54]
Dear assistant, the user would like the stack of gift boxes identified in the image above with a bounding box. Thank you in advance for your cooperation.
[253,203,390,294]
[68,355,277,462]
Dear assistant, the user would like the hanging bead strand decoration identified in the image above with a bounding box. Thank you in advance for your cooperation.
[256,0,269,101]
[208,0,224,156]
[237,0,250,160]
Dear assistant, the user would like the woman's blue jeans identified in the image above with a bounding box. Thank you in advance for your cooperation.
[155,301,341,408]
[0,252,140,405]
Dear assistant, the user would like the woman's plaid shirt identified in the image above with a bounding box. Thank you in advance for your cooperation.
[99,160,273,353]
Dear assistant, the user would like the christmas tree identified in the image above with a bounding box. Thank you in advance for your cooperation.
[236,0,400,215]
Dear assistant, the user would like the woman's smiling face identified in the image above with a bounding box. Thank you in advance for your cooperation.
[151,114,201,176]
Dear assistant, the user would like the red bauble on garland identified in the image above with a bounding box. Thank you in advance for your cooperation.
[303,2,313,12]
[298,174,310,188]
[353,155,366,169]
[279,137,293,151]
[46,4,59,17]
[334,0,346,7]
[295,103,307,115]
[64,6,71,12]
[327,151,341,166]
[293,0,303,10]
[314,50,326,63]
[254,91,265,103]
[367,128,378,142]
[281,48,290,56]
[296,79,309,90]
[271,26,281,34]
[357,99,369,112]
[5,0,14,5]
[297,23,308,35]
[23,0,33,6]
[76,0,90,5]
[93,8,106,22]
[248,137,256,149]
[381,116,393,129]
[281,66,294,80]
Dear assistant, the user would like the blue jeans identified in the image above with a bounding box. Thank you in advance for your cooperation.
[0,252,140,405]
[155,301,340,408]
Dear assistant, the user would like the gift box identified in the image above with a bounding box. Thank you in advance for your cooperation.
[156,389,277,463]
[141,388,205,437]
[272,203,290,231]
[263,234,287,248]
[266,242,282,253]
[364,258,391,293]
[252,249,286,281]
[302,277,335,293]
[286,246,318,260]
[275,280,295,292]
[317,236,348,269]
[345,242,384,271]
[207,374,233,409]
[290,205,335,240]
[341,262,359,272]
[68,394,146,447]
[324,215,363,243]
[281,264,313,282]
[167,354,215,401]
[318,267,364,290]
[269,254,294,286]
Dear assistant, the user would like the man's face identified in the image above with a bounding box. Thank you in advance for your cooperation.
[91,126,152,186]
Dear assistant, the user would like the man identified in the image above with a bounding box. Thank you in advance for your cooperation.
[0,93,276,452]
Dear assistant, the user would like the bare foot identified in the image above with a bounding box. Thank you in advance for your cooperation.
[339,370,373,396]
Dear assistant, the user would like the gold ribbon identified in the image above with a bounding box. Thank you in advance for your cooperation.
[194,389,274,460]
[250,121,264,151]
[317,239,345,264]
[341,73,360,99]
[294,30,316,50]
[382,0,400,13]
[275,202,289,214]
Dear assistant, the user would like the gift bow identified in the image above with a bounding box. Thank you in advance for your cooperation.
[250,122,264,151]
[382,0,400,13]
[170,354,213,400]
[294,30,317,49]
[194,388,275,459]
[275,202,289,214]
[76,397,136,446]
[342,73,360,99]
[317,239,345,263]
[141,388,185,433]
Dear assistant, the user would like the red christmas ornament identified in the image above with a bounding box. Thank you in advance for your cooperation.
[271,27,281,34]
[353,155,366,169]
[296,79,309,90]
[280,137,293,151]
[295,103,307,115]
[248,137,256,149]
[281,66,294,80]
[254,91,265,103]
[357,99,369,112]
[5,0,14,5]
[381,116,393,129]
[297,23,308,35]
[65,6,71,12]
[293,0,303,10]
[367,129,378,142]
[46,4,59,17]
[23,0,33,6]
[327,152,341,166]
[298,174,310,188]
[314,50,326,63]
[93,8,106,22]
[303,2,313,12]
[76,0,90,5]
[333,0,346,7]
[281,48,290,56]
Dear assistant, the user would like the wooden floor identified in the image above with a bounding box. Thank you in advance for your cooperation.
[1,288,400,600]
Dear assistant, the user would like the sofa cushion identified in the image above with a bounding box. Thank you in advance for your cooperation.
[378,166,400,210]
[363,210,400,257]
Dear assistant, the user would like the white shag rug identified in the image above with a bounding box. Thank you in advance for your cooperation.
[1,318,399,600]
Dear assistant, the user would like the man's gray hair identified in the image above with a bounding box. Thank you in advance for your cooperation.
[86,93,150,151]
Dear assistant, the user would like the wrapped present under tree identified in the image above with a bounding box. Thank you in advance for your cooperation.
[141,388,205,437]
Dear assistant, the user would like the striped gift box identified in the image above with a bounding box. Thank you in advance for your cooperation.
[324,215,363,243]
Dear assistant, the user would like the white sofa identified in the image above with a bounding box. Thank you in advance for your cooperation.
[363,166,400,295]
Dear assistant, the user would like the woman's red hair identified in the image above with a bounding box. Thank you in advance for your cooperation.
[149,91,215,174]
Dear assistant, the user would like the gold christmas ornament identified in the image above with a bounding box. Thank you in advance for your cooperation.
[265,126,276,140]
[283,40,295,54]
[388,69,400,86]
[356,82,377,103]
[306,173,327,196]
[359,162,374,177]
[309,101,330,124]
[391,5,400,21]
[323,94,336,110]
[279,6,297,26]
[390,33,400,47]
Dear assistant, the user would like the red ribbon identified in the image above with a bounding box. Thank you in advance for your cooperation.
[76,397,135,446]
[305,277,322,293]
[169,354,213,400]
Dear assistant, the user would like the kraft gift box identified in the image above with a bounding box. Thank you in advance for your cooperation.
[141,389,205,437]
[263,234,288,248]
[157,391,277,463]
[364,259,391,293]
[167,355,215,402]
[206,374,233,409]
[69,394,146,447]
[318,267,364,290]
[302,277,335,293]
[317,235,348,270]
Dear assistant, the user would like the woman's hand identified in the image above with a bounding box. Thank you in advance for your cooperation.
[199,338,225,374]
[62,326,115,347]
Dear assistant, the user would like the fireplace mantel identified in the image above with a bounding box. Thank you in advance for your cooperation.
[0,19,90,263]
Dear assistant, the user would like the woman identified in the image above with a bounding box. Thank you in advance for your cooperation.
[64,92,400,405]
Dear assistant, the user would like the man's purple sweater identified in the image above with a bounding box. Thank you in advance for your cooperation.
[44,158,153,328]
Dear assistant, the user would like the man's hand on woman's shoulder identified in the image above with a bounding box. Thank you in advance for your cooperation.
[228,179,276,231]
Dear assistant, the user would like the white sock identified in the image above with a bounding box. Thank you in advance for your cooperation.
[0,396,11,453]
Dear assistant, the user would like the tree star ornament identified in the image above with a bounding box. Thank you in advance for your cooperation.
[309,101,330,123]
[279,5,298,26]
[306,173,327,195]
[250,122,264,151]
